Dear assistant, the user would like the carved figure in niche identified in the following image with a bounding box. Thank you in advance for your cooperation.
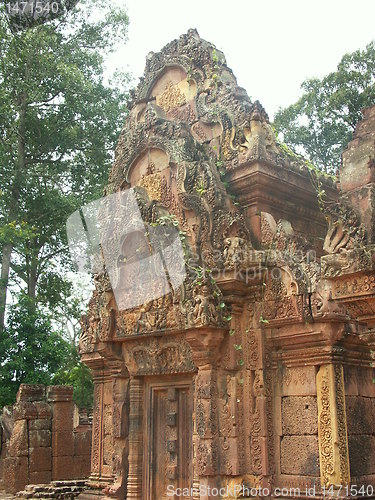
[118,230,151,276]
[79,315,91,353]
[137,296,165,331]
[100,293,117,340]
[223,236,246,268]
[139,160,163,201]
[79,306,99,353]
[136,293,177,333]
[100,308,116,341]
[191,283,217,326]
[157,82,186,112]
[237,102,279,163]
[253,371,264,398]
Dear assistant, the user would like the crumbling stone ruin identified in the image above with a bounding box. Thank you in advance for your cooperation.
[0,385,92,495]
[2,29,375,499]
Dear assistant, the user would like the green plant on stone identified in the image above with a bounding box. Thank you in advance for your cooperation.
[151,214,188,257]
[195,179,206,197]
[211,48,221,96]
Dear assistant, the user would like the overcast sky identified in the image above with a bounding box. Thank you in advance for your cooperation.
[109,0,375,120]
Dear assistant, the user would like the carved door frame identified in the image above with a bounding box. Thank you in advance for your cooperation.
[143,375,194,500]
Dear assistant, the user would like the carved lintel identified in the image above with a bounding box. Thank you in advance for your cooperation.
[123,337,195,376]
[186,327,226,369]
[316,364,350,488]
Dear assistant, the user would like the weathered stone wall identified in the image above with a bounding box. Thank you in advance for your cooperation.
[344,366,375,479]
[278,367,319,479]
[0,384,92,494]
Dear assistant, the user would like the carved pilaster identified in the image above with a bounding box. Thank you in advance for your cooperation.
[91,382,103,478]
[194,368,220,477]
[187,328,224,487]
[102,372,130,498]
[127,377,144,499]
[191,445,201,500]
[316,364,350,488]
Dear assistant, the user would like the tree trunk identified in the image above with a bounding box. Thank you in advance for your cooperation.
[27,257,38,305]
[0,243,13,329]
[0,93,27,330]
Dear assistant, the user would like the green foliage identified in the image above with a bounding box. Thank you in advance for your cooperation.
[195,179,206,197]
[0,0,130,407]
[274,41,375,172]
[52,345,94,409]
[0,293,72,407]
[0,0,130,305]
[0,292,93,409]
[211,48,221,94]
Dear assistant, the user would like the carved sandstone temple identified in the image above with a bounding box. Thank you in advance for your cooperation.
[79,30,375,499]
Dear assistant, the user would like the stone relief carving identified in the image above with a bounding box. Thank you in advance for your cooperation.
[157,81,187,112]
[77,29,375,499]
[317,365,350,487]
[123,338,195,376]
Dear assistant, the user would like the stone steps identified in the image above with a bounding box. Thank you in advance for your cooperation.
[0,490,18,499]
[16,480,87,499]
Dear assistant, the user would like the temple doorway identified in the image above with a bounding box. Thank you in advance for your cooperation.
[144,377,193,499]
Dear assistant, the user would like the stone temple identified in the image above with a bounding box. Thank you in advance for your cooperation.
[2,29,375,499]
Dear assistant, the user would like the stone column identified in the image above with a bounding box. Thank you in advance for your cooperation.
[47,385,75,480]
[90,382,103,484]
[4,392,34,493]
[186,328,225,500]
[4,384,52,493]
[103,371,129,498]
[82,353,116,491]
[193,367,219,500]
[316,364,350,488]
[100,370,115,482]
[28,396,52,485]
[89,369,114,487]
[126,377,144,500]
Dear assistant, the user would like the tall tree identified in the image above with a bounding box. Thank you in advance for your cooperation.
[0,0,130,327]
[273,41,375,173]
[0,293,72,406]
